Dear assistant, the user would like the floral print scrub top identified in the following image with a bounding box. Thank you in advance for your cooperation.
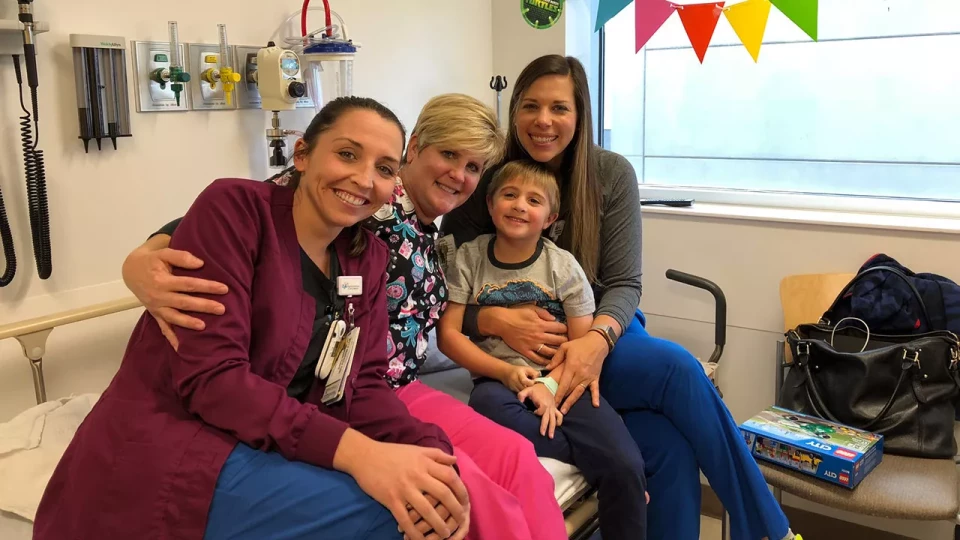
[367,178,449,387]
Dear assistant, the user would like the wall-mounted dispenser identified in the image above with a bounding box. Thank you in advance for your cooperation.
[70,34,132,151]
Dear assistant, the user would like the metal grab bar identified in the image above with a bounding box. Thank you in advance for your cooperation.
[665,269,727,364]
[0,296,142,403]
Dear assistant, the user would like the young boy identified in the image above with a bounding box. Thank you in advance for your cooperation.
[437,160,648,540]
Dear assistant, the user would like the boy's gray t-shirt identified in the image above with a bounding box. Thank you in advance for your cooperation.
[442,234,596,372]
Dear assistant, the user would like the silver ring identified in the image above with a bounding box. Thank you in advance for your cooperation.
[536,344,545,354]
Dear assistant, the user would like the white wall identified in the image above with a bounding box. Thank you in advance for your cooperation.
[490,0,567,125]
[0,0,493,420]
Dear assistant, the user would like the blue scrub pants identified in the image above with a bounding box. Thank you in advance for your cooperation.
[600,310,790,540]
[204,443,401,540]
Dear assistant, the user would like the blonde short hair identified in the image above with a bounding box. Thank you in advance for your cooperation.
[487,160,560,213]
[410,94,505,167]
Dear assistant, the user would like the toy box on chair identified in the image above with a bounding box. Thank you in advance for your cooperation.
[739,406,884,489]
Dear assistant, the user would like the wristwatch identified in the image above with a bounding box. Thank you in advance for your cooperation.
[589,324,617,352]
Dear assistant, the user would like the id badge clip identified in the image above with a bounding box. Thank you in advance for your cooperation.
[338,275,362,330]
[322,326,360,405]
[318,276,363,404]
[315,320,346,380]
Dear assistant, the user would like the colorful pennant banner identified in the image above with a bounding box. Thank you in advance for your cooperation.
[725,0,772,61]
[635,0,679,52]
[770,0,818,41]
[598,0,818,63]
[677,2,725,62]
[596,0,633,31]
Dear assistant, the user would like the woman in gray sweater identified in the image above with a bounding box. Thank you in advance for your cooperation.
[439,54,799,540]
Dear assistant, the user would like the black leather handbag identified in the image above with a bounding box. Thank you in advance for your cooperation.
[779,266,960,459]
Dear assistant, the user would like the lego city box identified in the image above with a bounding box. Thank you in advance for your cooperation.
[739,406,884,489]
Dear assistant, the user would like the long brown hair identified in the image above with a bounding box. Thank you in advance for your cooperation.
[504,55,601,283]
[288,96,406,257]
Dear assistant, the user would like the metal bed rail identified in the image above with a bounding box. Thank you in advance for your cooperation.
[0,297,142,404]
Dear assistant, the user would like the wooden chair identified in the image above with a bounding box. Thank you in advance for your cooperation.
[761,273,960,522]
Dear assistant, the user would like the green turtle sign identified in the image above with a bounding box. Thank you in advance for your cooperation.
[522,0,563,30]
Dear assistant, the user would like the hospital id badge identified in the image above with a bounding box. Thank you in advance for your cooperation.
[315,320,347,380]
[322,327,360,405]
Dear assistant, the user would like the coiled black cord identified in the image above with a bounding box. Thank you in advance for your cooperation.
[0,184,15,287]
[13,54,51,280]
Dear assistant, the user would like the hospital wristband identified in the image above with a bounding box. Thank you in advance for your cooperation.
[534,377,558,396]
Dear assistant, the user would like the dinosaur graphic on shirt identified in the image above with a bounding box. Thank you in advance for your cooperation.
[476,279,566,322]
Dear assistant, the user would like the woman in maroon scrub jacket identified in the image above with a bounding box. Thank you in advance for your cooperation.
[33,97,470,540]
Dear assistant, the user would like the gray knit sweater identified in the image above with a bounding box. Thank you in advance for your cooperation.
[439,147,643,333]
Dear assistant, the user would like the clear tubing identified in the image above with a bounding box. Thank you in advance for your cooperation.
[269,8,347,43]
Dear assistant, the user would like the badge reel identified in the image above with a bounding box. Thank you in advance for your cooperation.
[314,276,363,380]
[320,276,363,406]
[314,319,346,380]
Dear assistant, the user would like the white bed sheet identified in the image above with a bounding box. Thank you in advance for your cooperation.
[541,457,591,509]
[0,394,102,540]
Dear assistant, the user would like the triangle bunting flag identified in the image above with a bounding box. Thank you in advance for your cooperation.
[770,0,818,41]
[725,0,772,62]
[636,0,678,52]
[595,0,633,31]
[678,2,726,63]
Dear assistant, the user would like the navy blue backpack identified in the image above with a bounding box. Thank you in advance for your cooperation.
[823,253,960,337]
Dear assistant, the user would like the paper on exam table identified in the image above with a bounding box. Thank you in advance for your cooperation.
[0,393,100,521]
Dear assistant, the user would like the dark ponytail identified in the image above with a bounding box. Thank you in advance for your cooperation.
[287,96,406,257]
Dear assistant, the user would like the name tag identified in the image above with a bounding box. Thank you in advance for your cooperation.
[337,276,363,297]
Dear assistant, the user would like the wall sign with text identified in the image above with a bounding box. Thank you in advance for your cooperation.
[522,0,564,29]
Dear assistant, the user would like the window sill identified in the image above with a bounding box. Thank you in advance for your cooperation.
[641,202,960,235]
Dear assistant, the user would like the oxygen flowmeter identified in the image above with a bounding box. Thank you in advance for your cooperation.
[257,43,306,167]
[148,22,190,106]
[198,24,241,106]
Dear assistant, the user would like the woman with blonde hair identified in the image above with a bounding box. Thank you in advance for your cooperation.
[121,93,567,540]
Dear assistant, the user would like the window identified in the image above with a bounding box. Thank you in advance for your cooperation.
[600,1,960,216]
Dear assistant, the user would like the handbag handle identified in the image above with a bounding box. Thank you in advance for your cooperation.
[801,354,912,431]
[823,265,932,330]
